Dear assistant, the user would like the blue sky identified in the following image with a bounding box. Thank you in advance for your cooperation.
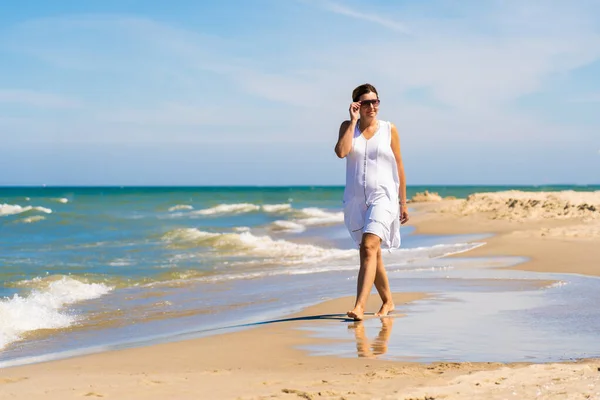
[1,0,599,186]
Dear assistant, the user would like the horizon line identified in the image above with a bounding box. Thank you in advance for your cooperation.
[1,183,599,188]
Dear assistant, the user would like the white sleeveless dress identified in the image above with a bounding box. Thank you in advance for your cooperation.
[343,120,401,249]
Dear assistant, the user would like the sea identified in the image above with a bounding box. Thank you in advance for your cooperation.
[1,185,600,367]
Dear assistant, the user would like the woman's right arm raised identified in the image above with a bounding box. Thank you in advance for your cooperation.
[334,120,356,158]
[334,102,360,158]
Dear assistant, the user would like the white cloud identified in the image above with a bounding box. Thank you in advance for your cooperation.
[317,0,410,34]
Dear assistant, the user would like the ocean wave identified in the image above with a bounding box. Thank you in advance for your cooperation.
[168,204,194,212]
[270,220,307,233]
[546,280,569,289]
[261,204,292,213]
[292,207,344,225]
[387,242,486,264]
[19,216,46,224]
[153,241,483,285]
[108,258,134,267]
[269,207,344,232]
[193,203,260,215]
[0,276,112,350]
[50,198,69,204]
[0,204,53,217]
[192,203,291,216]
[161,228,356,264]
[164,202,341,232]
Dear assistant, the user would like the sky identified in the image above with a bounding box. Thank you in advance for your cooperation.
[0,0,599,186]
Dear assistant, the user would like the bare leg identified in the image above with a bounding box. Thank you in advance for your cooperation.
[347,233,380,321]
[374,248,395,316]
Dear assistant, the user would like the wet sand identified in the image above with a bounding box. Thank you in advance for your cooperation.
[2,196,600,399]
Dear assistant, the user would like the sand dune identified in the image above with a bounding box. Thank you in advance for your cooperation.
[409,190,444,202]
[437,190,600,221]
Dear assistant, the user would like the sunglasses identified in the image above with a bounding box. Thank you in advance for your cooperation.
[360,99,380,107]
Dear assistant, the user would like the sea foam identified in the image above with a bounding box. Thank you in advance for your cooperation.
[0,277,112,350]
[292,207,344,225]
[157,233,483,284]
[19,216,46,224]
[269,207,344,232]
[168,205,194,212]
[192,203,291,216]
[0,204,52,217]
[165,202,341,232]
[50,198,69,204]
[161,228,484,274]
[162,228,356,264]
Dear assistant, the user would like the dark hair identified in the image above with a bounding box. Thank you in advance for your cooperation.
[352,83,379,102]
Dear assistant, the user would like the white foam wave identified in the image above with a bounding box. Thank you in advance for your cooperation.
[293,207,344,225]
[161,228,485,281]
[0,204,53,217]
[268,207,343,232]
[168,205,194,212]
[163,228,220,242]
[108,258,133,267]
[270,220,307,233]
[19,216,46,224]
[51,198,69,204]
[547,281,569,289]
[192,203,292,216]
[386,242,486,264]
[262,204,292,213]
[193,203,260,216]
[166,242,482,284]
[0,277,112,350]
[162,228,355,264]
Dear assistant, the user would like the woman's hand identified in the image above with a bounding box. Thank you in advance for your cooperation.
[349,102,360,121]
[400,204,409,224]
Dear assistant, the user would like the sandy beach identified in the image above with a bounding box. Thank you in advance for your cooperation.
[2,191,600,399]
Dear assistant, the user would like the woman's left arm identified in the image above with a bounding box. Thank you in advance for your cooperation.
[390,123,409,224]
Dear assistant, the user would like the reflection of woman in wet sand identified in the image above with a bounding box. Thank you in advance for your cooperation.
[349,317,394,358]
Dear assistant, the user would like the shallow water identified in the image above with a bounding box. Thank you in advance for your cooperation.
[300,257,600,363]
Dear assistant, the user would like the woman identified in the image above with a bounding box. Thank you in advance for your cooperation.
[334,83,409,321]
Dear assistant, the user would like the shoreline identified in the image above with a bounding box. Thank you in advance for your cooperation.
[2,198,600,399]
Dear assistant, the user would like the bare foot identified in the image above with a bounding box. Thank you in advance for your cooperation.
[347,306,364,321]
[375,302,395,317]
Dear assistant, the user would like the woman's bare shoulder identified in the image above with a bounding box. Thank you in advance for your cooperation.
[338,120,352,132]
